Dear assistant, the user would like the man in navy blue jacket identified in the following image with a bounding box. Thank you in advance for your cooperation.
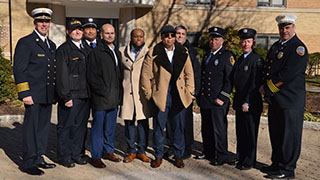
[260,14,309,179]
[13,8,56,176]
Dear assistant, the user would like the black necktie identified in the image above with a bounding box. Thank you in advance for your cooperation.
[45,38,50,49]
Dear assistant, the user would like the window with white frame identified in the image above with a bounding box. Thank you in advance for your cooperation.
[185,0,215,5]
[256,34,279,50]
[257,0,286,7]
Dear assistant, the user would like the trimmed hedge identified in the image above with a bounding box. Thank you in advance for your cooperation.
[0,48,17,102]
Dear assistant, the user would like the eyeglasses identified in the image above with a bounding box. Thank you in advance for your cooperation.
[163,33,176,38]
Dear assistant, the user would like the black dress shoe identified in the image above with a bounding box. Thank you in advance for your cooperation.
[235,164,252,170]
[82,154,91,162]
[225,158,236,166]
[72,157,88,165]
[21,167,44,175]
[210,159,224,166]
[265,173,295,179]
[195,153,214,160]
[261,165,279,174]
[37,161,56,169]
[60,159,75,168]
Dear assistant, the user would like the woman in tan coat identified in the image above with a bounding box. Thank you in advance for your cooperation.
[119,29,151,163]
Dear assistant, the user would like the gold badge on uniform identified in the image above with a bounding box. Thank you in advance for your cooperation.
[229,56,235,66]
[244,65,248,71]
[36,38,39,42]
[277,51,283,59]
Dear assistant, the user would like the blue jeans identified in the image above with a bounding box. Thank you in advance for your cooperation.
[124,119,149,154]
[152,87,186,158]
[90,108,118,159]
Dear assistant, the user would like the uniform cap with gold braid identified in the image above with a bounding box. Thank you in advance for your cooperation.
[67,19,83,31]
[31,8,53,20]
[276,14,297,26]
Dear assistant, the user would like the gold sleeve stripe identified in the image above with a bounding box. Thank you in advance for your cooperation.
[267,80,280,93]
[17,82,30,93]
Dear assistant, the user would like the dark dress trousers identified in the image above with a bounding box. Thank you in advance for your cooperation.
[262,35,308,176]
[80,37,100,156]
[183,40,201,152]
[13,31,56,169]
[232,51,263,167]
[167,40,201,153]
[87,41,123,159]
[55,39,90,162]
[197,47,234,161]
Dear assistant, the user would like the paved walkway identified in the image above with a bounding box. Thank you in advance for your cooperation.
[0,105,319,180]
[306,86,320,93]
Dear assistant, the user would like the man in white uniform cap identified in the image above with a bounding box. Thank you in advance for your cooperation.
[259,14,309,179]
[13,7,56,175]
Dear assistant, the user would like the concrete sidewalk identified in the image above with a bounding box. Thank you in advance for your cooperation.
[0,105,319,180]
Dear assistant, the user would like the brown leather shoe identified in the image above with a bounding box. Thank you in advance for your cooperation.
[90,159,106,168]
[123,153,136,163]
[136,153,151,163]
[151,158,162,168]
[175,157,185,168]
[102,153,121,162]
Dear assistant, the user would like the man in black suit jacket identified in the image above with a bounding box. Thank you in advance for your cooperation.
[87,23,123,168]
[13,8,56,176]
[197,27,235,165]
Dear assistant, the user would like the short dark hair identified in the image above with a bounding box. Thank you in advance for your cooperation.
[130,28,145,39]
[175,25,187,32]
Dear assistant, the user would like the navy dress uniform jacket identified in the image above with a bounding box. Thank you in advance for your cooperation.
[263,35,308,108]
[233,51,263,113]
[56,39,90,103]
[197,47,234,108]
[13,31,56,104]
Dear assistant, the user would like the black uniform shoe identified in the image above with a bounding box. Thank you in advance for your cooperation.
[21,167,44,175]
[82,154,91,162]
[210,159,224,166]
[210,158,236,166]
[72,157,88,165]
[60,159,75,168]
[261,165,279,174]
[265,173,295,179]
[225,158,237,166]
[235,164,252,170]
[37,161,56,169]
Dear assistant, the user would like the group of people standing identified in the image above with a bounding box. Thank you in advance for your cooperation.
[13,7,308,180]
